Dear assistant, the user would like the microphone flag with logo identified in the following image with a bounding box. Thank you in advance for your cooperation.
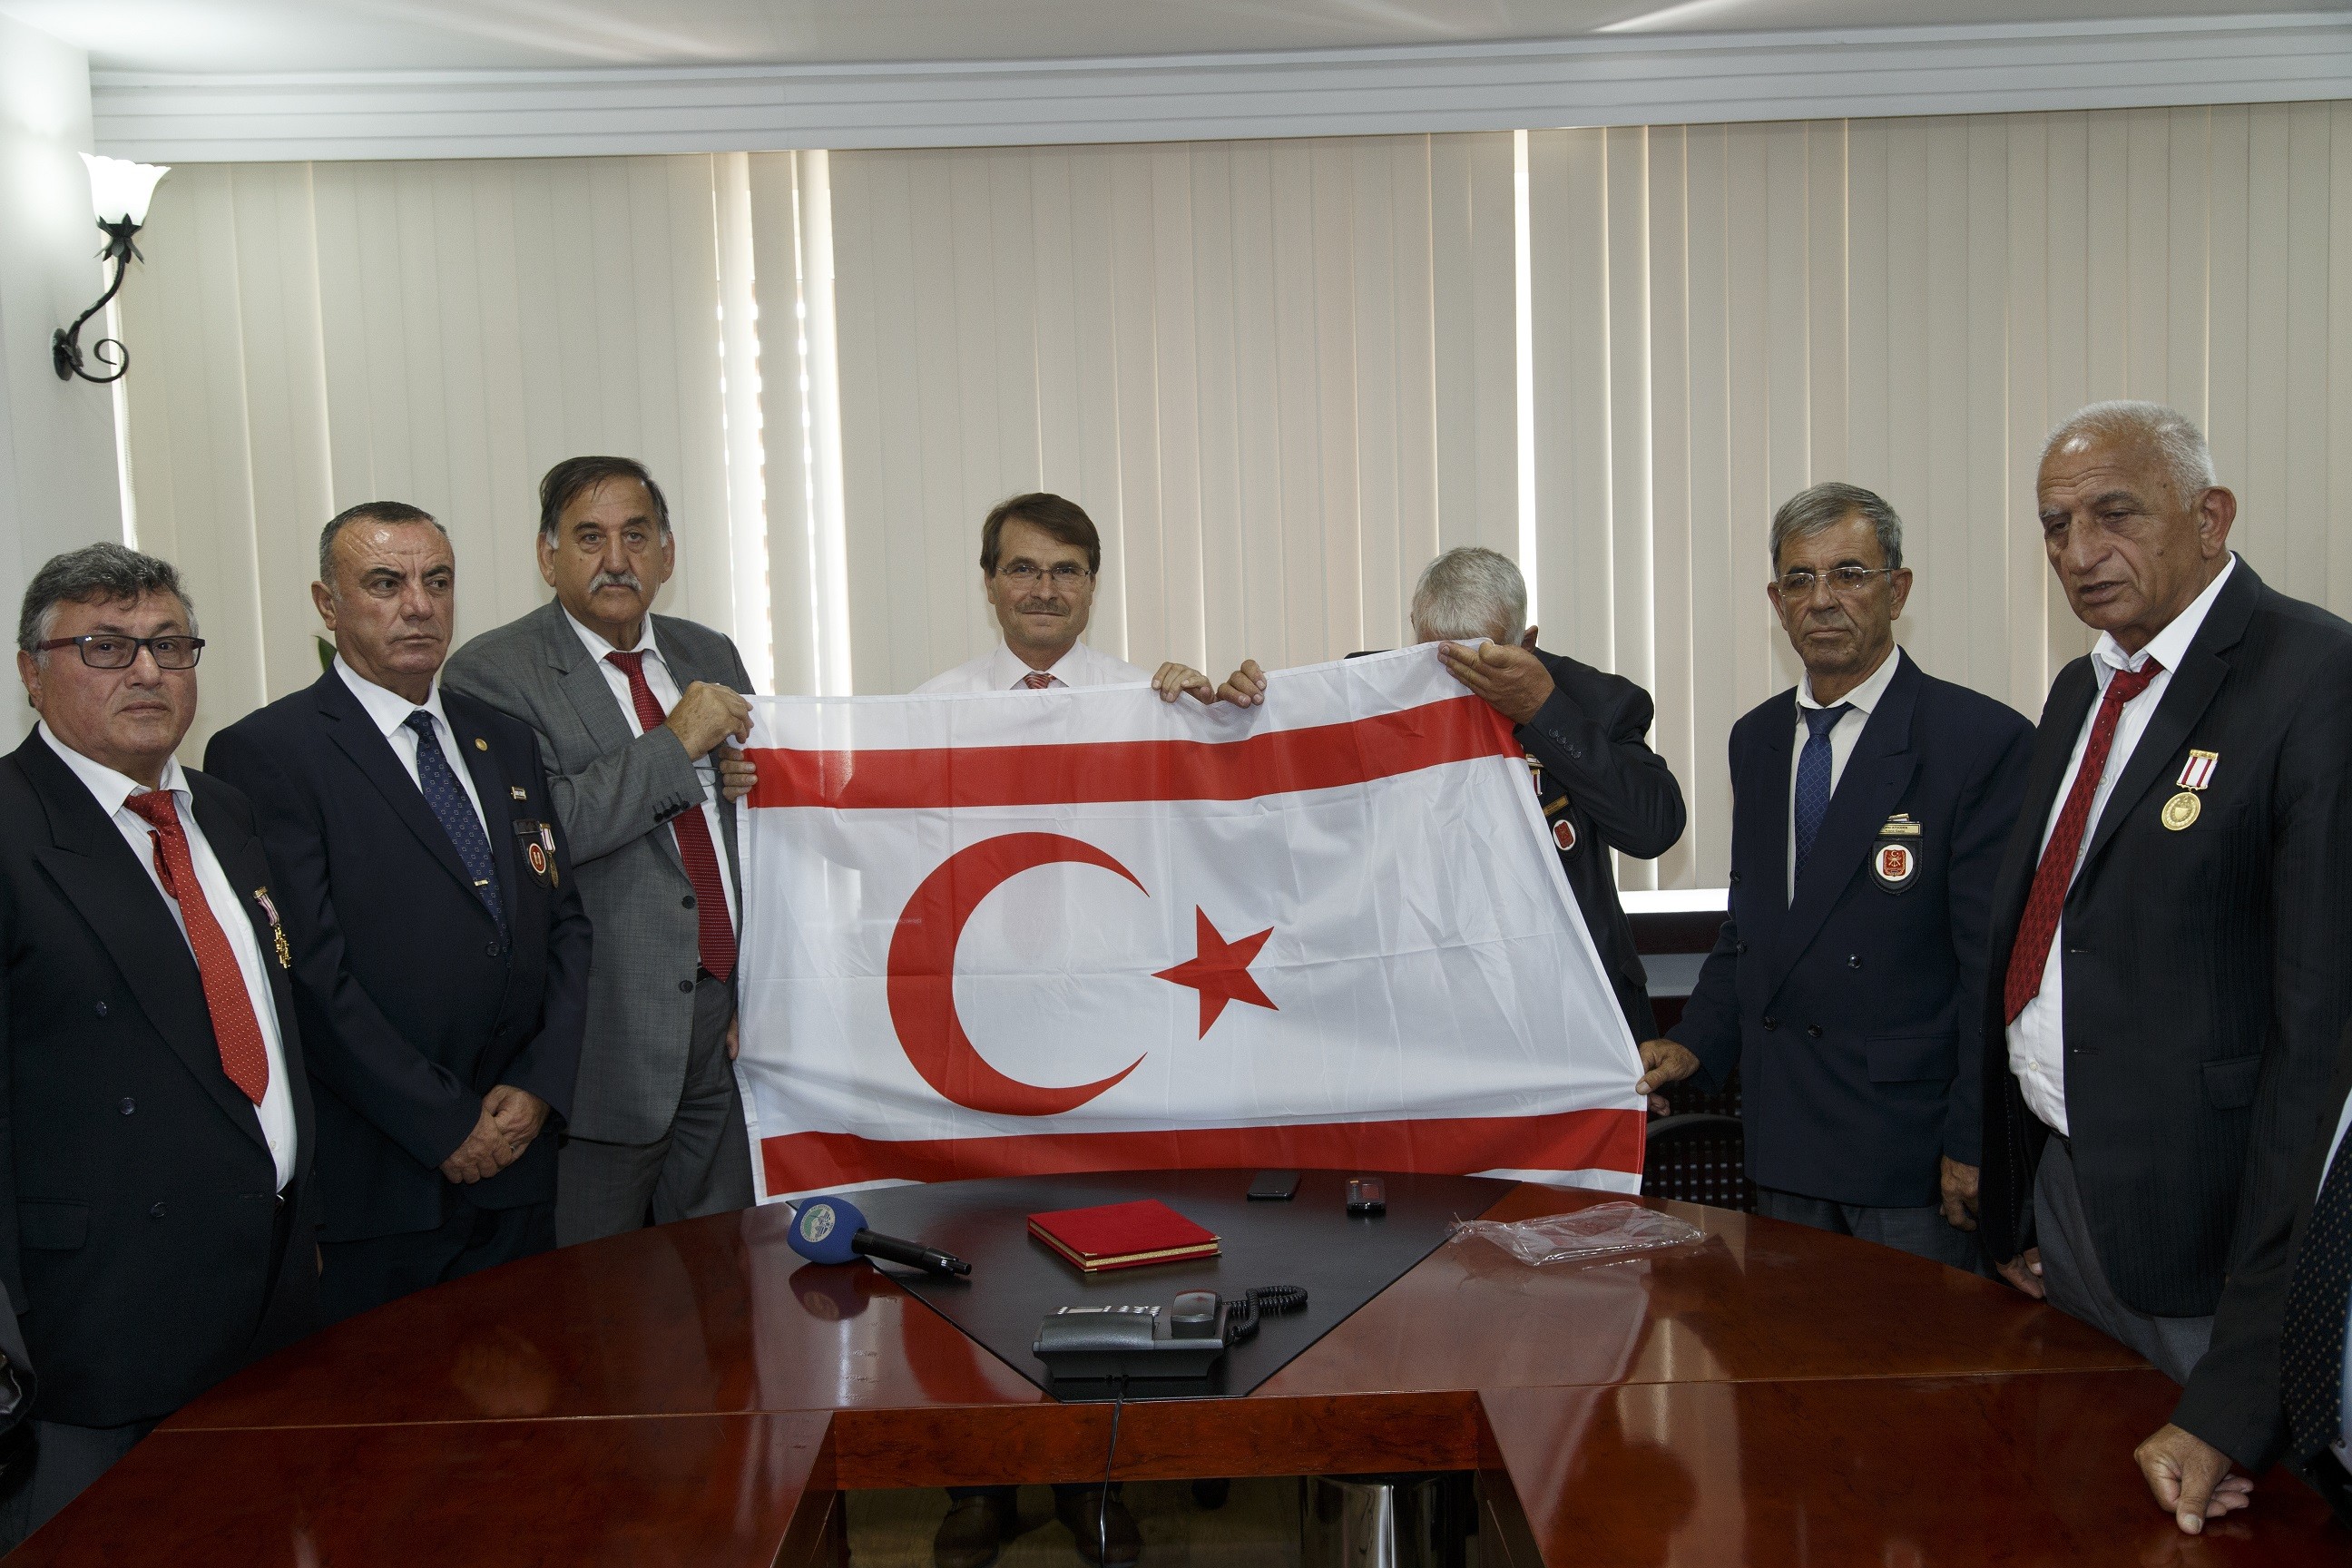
[733,646,1645,1200]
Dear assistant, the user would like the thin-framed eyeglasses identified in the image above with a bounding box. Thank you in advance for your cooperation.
[1773,565,1897,598]
[995,563,1093,585]
[34,633,206,670]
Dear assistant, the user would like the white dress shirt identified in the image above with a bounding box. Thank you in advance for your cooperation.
[41,724,298,1191]
[563,607,739,927]
[2006,554,2239,1135]
[915,640,1150,694]
[334,656,489,839]
[1786,644,1906,904]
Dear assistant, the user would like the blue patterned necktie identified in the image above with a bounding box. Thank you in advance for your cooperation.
[2282,1122,2352,1463]
[1792,702,1851,881]
[404,710,505,940]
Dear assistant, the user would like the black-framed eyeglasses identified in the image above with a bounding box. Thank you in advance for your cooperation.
[1774,565,1896,598]
[34,633,205,670]
[994,562,1093,585]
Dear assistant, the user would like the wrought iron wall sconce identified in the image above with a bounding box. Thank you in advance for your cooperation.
[53,153,169,385]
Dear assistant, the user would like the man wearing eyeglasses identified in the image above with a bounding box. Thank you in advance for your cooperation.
[916,492,1217,701]
[1634,482,2032,1271]
[916,489,1220,1568]
[0,544,318,1546]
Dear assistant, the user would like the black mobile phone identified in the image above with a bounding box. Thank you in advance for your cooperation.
[1246,1170,1300,1201]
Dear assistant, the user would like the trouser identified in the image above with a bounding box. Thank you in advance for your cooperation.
[0,1417,152,1551]
[319,1190,558,1324]
[2032,1135,2214,1383]
[1755,1184,1988,1276]
[556,974,754,1246]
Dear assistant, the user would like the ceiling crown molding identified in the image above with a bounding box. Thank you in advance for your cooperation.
[91,13,2352,163]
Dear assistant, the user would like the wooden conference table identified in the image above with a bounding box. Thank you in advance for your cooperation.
[16,1177,2347,1565]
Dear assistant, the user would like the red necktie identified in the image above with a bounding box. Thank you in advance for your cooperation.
[1021,671,1054,690]
[124,790,270,1103]
[2002,659,2163,1023]
[605,652,739,982]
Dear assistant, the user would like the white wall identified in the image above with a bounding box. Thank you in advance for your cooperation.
[0,15,124,738]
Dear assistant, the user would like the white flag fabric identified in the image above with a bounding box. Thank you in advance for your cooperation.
[735,646,1646,1200]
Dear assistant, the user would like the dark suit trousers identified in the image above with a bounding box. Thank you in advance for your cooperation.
[2034,1138,2213,1383]
[320,1186,556,1325]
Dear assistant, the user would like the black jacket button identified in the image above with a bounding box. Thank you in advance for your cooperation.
[485,943,501,957]
[1729,873,1741,887]
[93,1001,108,1018]
[1733,942,1748,956]
[149,1202,166,1220]
[1762,1015,1779,1031]
[681,895,696,909]
[119,1097,135,1116]
[678,979,693,994]
[1566,744,1584,760]
[1807,1024,1824,1039]
[1847,956,1862,969]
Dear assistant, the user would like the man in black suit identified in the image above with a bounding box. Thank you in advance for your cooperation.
[207,503,589,1324]
[0,544,318,1547]
[1975,402,2352,1534]
[1634,483,2032,1270]
[1220,545,1686,1041]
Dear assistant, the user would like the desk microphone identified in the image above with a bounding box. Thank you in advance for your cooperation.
[788,1195,971,1278]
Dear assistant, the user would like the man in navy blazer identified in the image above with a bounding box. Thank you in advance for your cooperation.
[206,504,589,1323]
[1638,482,2031,1269]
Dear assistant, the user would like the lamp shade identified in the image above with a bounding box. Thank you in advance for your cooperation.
[79,153,169,226]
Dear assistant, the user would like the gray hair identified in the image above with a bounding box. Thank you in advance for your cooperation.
[17,543,198,655]
[1411,546,1528,644]
[2042,400,2218,500]
[1769,481,1904,573]
[318,500,449,584]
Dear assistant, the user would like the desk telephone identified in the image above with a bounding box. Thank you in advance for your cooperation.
[1033,1286,1307,1381]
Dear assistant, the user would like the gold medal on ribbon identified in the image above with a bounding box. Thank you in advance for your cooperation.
[2161,790,2201,831]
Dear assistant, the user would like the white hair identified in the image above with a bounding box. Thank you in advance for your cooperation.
[1410,546,1527,644]
[2042,400,2218,500]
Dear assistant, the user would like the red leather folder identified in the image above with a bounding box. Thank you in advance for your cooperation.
[1025,1198,1221,1273]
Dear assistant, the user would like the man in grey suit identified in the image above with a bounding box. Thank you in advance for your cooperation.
[444,456,758,1244]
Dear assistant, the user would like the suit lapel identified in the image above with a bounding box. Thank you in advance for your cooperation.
[2076,565,2259,878]
[652,618,742,887]
[1773,656,1923,987]
[15,738,269,1152]
[1749,695,1795,922]
[187,774,313,1159]
[313,672,486,911]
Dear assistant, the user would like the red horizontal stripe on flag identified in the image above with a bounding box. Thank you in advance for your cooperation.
[745,695,1519,810]
[760,1108,1644,1194]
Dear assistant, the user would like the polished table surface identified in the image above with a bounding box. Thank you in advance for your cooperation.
[15,1177,2347,1563]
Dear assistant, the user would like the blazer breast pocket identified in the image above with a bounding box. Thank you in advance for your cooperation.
[1865,1033,1958,1083]
[2200,1054,2262,1111]
[18,1200,88,1251]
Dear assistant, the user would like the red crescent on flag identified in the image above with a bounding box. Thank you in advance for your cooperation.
[886,831,1149,1116]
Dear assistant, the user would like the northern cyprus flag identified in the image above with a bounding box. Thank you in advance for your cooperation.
[734,645,1645,1200]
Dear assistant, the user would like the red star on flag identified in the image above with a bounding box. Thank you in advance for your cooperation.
[1154,907,1279,1036]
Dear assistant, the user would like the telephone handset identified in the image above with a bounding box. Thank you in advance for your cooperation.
[1032,1286,1307,1381]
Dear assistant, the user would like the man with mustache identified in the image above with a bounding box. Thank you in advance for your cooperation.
[916,489,1221,1568]
[1635,482,2032,1271]
[205,504,589,1320]
[1973,403,2352,1535]
[916,491,1219,702]
[445,457,760,1245]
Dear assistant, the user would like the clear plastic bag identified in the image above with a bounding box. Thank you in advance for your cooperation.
[1447,1201,1705,1266]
